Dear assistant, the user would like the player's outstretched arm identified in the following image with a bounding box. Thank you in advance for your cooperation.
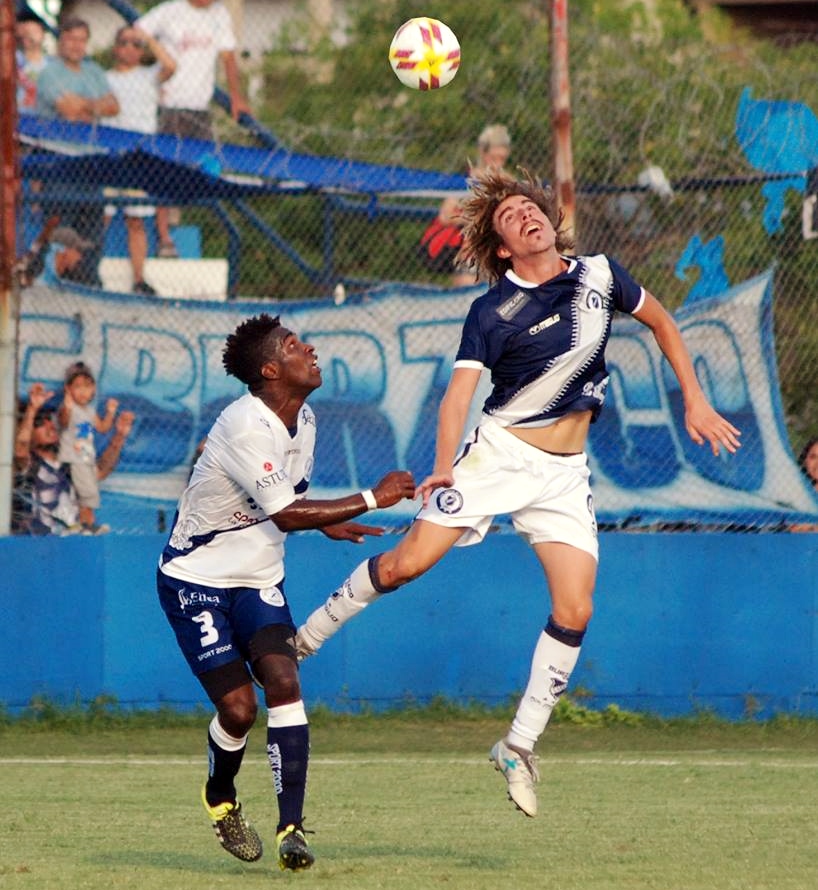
[270,470,415,534]
[633,292,741,456]
[417,365,482,507]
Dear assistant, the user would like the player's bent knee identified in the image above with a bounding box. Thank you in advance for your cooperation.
[550,602,593,633]
[208,678,259,734]
[377,551,428,587]
[221,696,258,732]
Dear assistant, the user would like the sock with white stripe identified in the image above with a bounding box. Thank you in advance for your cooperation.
[205,715,248,806]
[267,700,310,831]
[506,616,585,752]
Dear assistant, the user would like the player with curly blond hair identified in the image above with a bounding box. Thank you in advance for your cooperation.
[296,169,741,818]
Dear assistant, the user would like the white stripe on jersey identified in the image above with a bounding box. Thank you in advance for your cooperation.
[497,257,616,426]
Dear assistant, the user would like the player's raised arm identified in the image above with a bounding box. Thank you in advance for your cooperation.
[632,292,742,456]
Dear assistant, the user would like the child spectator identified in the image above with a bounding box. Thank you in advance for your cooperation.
[58,361,120,534]
[14,382,134,536]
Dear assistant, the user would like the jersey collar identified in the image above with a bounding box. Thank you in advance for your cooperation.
[505,256,577,289]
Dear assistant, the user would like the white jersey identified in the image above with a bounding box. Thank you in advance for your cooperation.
[106,64,161,133]
[137,0,236,110]
[159,393,316,588]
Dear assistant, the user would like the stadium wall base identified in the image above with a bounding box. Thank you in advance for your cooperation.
[2,532,816,719]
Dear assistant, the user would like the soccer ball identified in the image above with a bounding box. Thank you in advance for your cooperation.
[388,17,461,91]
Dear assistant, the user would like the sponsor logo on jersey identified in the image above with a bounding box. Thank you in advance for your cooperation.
[301,407,316,427]
[259,586,285,607]
[436,488,464,514]
[264,462,273,471]
[229,510,263,527]
[256,468,287,489]
[169,516,198,550]
[529,313,560,335]
[582,378,608,403]
[496,289,530,320]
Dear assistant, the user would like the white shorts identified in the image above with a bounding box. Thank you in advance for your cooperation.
[416,417,598,560]
[103,187,155,218]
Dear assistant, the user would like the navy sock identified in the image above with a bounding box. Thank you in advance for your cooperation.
[206,724,247,806]
[267,722,310,831]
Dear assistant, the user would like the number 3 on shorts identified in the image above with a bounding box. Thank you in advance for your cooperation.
[193,610,219,647]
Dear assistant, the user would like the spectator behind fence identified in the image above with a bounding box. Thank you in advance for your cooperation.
[105,25,177,296]
[13,382,134,536]
[57,361,122,535]
[419,124,512,287]
[16,222,94,288]
[35,17,119,287]
[790,436,818,533]
[136,0,252,259]
[16,10,50,114]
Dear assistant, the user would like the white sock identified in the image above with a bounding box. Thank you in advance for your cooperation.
[209,714,248,750]
[298,558,384,649]
[506,623,584,751]
[267,700,308,727]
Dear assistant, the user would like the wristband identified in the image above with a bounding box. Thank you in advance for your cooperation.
[361,489,378,511]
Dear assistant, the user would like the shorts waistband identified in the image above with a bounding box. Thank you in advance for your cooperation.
[478,417,587,465]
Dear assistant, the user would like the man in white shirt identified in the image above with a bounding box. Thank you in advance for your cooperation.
[137,0,252,257]
[157,313,415,871]
[105,25,177,295]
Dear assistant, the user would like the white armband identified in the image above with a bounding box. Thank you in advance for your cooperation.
[361,489,378,511]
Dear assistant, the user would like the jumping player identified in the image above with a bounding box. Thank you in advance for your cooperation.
[295,170,741,817]
[157,314,415,869]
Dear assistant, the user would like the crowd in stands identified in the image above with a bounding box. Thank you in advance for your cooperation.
[14,1,249,295]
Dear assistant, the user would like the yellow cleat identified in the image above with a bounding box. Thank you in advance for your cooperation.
[276,823,314,871]
[201,786,263,862]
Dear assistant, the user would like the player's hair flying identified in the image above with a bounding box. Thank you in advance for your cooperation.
[223,313,284,388]
[457,168,573,283]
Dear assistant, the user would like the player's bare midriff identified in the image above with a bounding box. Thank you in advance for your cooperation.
[506,409,592,454]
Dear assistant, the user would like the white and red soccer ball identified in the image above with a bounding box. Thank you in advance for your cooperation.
[389,17,461,91]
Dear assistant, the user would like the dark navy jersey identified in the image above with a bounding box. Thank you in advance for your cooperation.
[454,254,645,427]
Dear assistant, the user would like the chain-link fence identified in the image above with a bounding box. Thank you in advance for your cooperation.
[11,0,818,535]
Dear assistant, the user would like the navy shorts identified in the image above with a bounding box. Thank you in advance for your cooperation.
[157,570,296,676]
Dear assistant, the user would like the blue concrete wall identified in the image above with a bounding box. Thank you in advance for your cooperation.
[2,532,816,718]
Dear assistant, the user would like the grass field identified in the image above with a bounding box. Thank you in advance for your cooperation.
[3,708,818,889]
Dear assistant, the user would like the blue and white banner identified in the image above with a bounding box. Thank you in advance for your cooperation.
[17,270,817,531]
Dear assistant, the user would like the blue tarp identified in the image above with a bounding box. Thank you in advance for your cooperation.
[18,116,468,200]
